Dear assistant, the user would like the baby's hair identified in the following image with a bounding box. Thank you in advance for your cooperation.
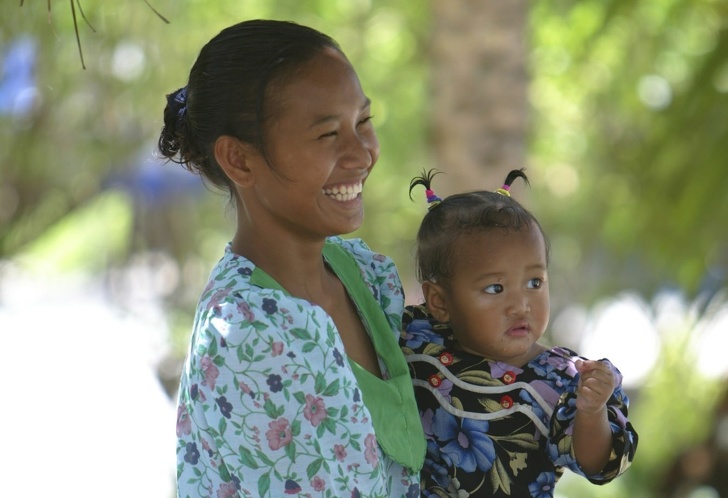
[409,168,549,284]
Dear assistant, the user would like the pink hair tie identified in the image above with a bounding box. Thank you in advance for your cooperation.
[495,184,511,197]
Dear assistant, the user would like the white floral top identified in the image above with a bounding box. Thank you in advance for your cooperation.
[176,237,423,498]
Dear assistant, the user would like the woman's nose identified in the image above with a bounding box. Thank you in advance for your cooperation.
[341,130,379,170]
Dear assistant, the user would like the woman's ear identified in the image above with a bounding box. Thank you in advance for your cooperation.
[214,135,256,188]
[422,281,450,323]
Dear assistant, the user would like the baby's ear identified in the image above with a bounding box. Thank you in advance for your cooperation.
[422,281,450,323]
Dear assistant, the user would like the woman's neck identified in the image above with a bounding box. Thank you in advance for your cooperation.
[231,229,335,302]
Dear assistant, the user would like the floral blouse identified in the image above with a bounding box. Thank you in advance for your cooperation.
[400,304,638,498]
[176,237,424,498]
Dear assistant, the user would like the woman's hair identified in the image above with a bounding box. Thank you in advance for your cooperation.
[409,168,549,283]
[157,19,343,195]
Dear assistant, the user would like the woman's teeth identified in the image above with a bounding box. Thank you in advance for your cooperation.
[322,182,363,201]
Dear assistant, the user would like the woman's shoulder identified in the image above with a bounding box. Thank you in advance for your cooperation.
[327,236,397,274]
[194,244,323,340]
[327,236,403,316]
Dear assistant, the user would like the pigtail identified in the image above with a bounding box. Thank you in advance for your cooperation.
[409,169,444,210]
[495,168,529,196]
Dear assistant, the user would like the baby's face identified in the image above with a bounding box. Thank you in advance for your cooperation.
[441,223,550,367]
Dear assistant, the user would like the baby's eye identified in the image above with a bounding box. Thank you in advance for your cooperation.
[527,278,543,289]
[484,284,504,294]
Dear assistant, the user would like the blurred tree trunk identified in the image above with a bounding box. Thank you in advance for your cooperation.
[429,0,529,194]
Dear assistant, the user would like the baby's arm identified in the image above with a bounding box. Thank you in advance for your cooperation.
[572,359,618,475]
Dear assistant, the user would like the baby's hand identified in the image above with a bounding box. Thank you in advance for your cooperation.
[575,359,617,414]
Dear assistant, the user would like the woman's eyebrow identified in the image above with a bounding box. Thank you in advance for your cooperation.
[308,98,372,129]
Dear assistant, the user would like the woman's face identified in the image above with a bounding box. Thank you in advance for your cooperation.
[244,47,380,240]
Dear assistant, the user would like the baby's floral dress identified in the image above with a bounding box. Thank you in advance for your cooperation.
[400,304,639,498]
[176,237,425,498]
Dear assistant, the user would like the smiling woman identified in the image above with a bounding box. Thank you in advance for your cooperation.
[157,19,425,498]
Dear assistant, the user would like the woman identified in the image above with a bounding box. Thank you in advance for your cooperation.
[159,19,425,498]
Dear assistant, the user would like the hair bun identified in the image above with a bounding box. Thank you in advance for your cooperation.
[159,87,190,161]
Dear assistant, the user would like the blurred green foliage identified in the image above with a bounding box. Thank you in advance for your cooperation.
[2,2,727,496]
[529,0,728,303]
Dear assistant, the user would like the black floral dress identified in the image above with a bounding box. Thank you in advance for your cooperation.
[400,304,638,498]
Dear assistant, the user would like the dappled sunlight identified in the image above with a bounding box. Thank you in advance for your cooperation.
[0,265,176,498]
[580,293,660,389]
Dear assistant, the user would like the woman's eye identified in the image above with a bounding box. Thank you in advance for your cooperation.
[318,130,337,139]
[484,284,503,294]
[358,115,373,126]
[527,278,543,289]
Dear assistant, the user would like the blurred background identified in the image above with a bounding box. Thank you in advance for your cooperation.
[1,1,727,497]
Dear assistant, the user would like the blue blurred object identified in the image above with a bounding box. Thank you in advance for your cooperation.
[105,146,205,207]
[0,36,37,117]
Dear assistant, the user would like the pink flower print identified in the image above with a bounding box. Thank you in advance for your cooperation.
[216,482,237,498]
[200,355,219,390]
[304,394,327,427]
[271,341,284,356]
[176,403,191,437]
[208,288,229,309]
[239,381,253,397]
[280,308,294,324]
[201,438,212,454]
[202,279,215,297]
[334,444,347,462]
[266,418,293,450]
[364,433,379,467]
[311,476,326,492]
[237,301,254,322]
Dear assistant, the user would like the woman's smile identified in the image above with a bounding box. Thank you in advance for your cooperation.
[321,180,364,202]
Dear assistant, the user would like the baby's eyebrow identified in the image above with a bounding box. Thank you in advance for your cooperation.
[472,271,504,283]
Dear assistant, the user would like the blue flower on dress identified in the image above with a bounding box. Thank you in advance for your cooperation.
[353,388,361,403]
[216,396,233,419]
[528,471,555,498]
[267,374,283,392]
[431,407,496,473]
[423,438,452,490]
[237,267,252,276]
[531,356,557,379]
[519,390,547,422]
[231,475,241,490]
[262,298,278,314]
[333,347,345,367]
[404,319,444,349]
[184,442,200,464]
[405,483,420,498]
[284,479,301,494]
